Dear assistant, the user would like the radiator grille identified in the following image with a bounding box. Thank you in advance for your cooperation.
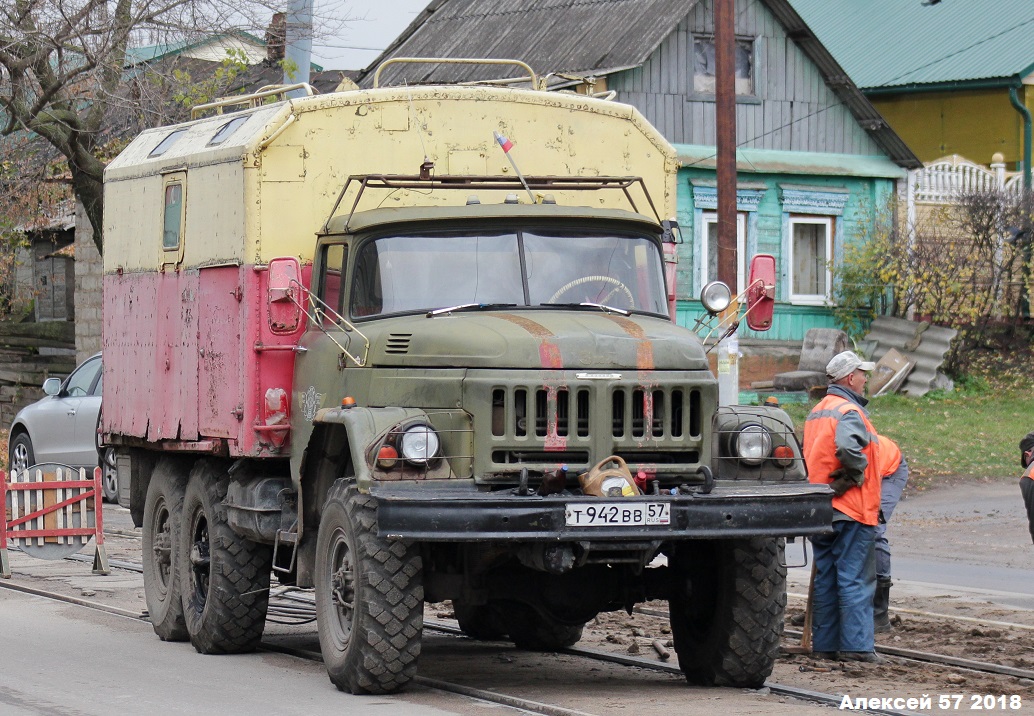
[486,380,705,472]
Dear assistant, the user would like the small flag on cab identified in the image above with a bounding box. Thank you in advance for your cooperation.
[493,131,535,202]
[494,131,513,153]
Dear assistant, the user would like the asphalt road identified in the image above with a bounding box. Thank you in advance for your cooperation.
[0,588,469,716]
[787,478,1034,612]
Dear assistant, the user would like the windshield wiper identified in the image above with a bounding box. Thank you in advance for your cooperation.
[426,303,518,317]
[540,302,631,316]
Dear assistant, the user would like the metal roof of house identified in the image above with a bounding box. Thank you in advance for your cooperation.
[360,0,693,85]
[357,0,920,168]
[125,32,268,67]
[788,0,1034,91]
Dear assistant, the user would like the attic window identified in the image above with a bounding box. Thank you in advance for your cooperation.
[149,128,187,158]
[208,116,249,146]
[693,36,754,95]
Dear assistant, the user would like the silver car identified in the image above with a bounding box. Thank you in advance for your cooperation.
[8,352,117,502]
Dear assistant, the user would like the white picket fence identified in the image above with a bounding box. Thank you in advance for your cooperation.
[913,154,1024,204]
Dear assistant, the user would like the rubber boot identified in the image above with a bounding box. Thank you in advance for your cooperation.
[873,577,892,633]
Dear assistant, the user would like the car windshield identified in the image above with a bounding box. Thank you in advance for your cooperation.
[350,229,668,317]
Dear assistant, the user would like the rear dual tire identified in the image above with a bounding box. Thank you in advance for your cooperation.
[180,460,273,654]
[142,459,188,641]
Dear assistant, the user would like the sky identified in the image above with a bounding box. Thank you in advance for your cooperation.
[310,0,432,71]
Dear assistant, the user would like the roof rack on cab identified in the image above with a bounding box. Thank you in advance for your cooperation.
[190,83,317,119]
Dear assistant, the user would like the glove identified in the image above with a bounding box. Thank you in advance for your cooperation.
[827,468,855,497]
[829,476,854,496]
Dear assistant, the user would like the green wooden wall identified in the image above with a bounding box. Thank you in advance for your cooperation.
[672,166,896,341]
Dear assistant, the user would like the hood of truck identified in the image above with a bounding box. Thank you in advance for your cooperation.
[358,311,709,371]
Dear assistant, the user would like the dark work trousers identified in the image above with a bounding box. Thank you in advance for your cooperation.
[811,518,877,654]
[1021,474,1034,545]
[875,456,908,579]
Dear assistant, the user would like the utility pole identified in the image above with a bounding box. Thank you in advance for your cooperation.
[715,0,740,405]
[284,0,313,98]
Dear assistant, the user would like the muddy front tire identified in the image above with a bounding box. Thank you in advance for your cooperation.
[668,537,786,688]
[142,459,188,641]
[180,460,273,654]
[315,481,423,694]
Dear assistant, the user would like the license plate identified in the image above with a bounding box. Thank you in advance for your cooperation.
[565,502,670,527]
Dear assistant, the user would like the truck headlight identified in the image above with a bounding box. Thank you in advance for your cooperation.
[735,424,772,465]
[399,424,440,464]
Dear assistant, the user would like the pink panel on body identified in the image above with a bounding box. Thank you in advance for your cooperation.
[103,264,309,458]
[197,266,246,440]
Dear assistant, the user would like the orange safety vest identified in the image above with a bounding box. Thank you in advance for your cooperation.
[878,436,901,477]
[803,394,883,526]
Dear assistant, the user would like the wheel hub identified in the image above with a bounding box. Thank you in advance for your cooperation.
[152,510,173,577]
[189,519,211,604]
[331,564,355,612]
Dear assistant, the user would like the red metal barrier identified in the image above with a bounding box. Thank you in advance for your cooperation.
[1,465,109,578]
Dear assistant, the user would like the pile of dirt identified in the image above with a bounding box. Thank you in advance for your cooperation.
[574,602,1034,701]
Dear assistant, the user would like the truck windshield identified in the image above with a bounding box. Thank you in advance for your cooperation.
[350,230,668,317]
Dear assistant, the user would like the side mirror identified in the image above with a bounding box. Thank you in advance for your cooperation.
[745,254,776,332]
[660,220,680,322]
[42,377,62,396]
[267,256,303,334]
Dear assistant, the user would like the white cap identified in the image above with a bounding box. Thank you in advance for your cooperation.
[826,350,876,381]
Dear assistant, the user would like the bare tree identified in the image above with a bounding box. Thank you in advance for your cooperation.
[0,0,311,253]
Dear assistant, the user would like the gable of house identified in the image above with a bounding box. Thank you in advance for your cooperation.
[608,0,882,155]
[362,0,916,167]
[125,32,269,67]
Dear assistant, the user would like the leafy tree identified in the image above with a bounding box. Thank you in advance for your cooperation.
[832,189,1034,374]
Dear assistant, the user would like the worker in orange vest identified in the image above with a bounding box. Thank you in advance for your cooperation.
[874,436,908,632]
[1020,431,1034,544]
[803,350,883,664]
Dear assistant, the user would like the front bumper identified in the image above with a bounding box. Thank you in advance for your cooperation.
[372,482,832,541]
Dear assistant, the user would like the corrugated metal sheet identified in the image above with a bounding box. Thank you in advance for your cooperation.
[789,0,1034,90]
[863,316,957,398]
[359,0,696,87]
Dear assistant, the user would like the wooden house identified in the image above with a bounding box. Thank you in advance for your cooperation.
[359,0,920,341]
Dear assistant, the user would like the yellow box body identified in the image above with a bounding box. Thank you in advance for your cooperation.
[103,86,679,272]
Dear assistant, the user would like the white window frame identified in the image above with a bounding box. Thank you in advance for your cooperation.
[692,35,755,97]
[700,211,748,295]
[787,215,833,305]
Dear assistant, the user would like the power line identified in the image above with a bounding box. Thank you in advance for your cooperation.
[873,14,1034,88]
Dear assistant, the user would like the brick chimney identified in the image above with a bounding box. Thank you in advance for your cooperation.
[265,12,286,63]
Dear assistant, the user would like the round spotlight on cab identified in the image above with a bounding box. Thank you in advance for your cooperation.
[700,281,732,314]
[735,424,772,466]
[399,424,440,465]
